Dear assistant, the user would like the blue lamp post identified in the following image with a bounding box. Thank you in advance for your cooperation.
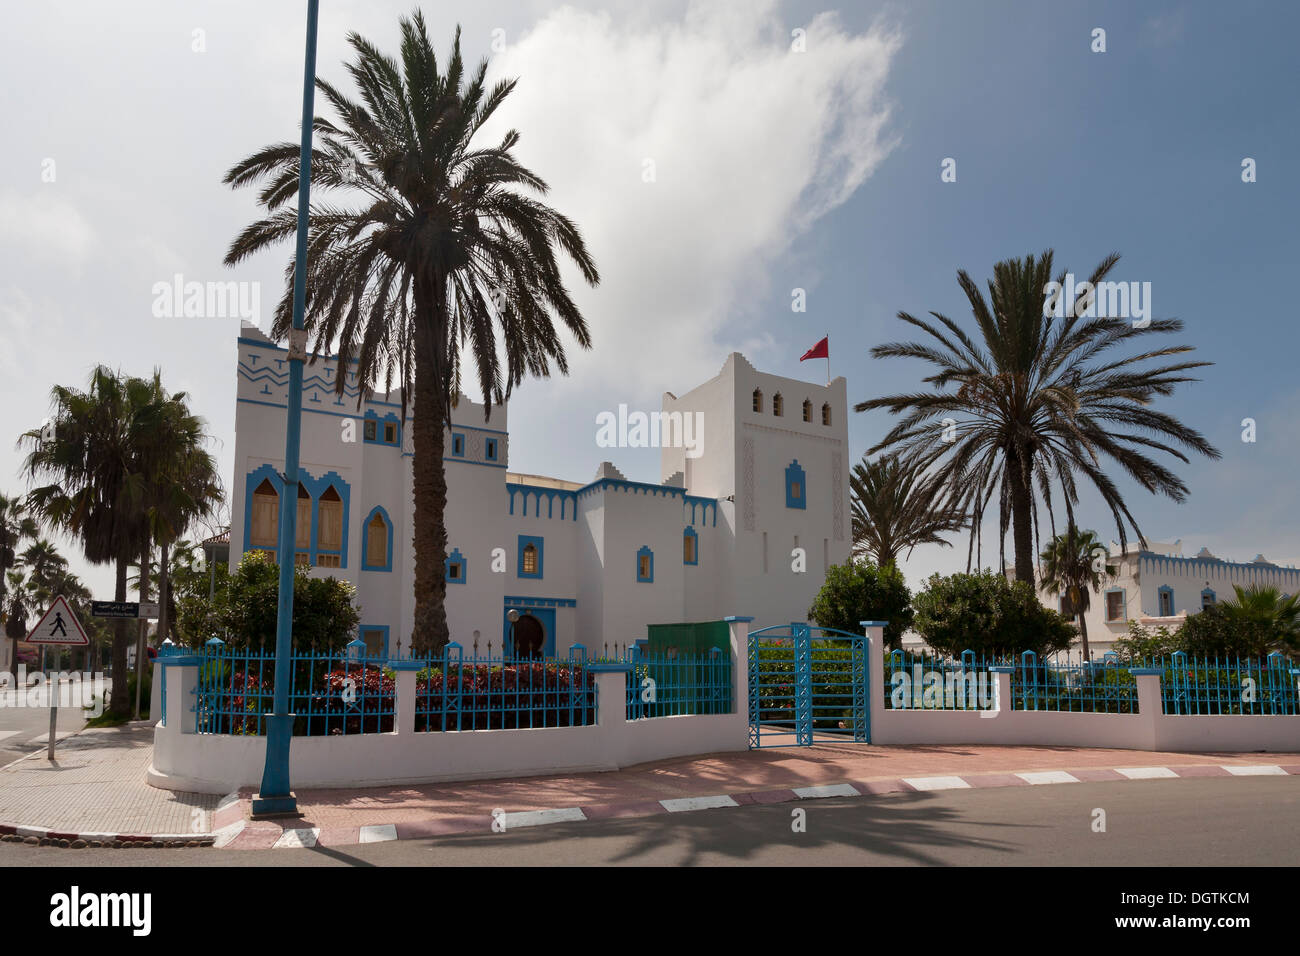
[251,0,320,817]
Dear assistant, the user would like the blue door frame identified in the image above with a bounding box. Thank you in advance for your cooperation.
[748,623,869,748]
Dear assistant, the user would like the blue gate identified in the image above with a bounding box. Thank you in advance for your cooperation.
[748,623,870,748]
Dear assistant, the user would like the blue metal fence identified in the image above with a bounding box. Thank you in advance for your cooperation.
[1157,652,1299,715]
[413,643,596,732]
[195,638,395,736]
[1012,651,1139,714]
[623,647,733,719]
[882,648,1000,711]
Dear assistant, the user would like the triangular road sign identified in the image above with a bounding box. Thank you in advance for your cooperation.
[26,596,90,646]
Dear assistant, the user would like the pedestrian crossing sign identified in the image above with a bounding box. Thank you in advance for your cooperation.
[26,596,90,646]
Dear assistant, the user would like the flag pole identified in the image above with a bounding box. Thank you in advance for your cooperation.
[825,332,830,385]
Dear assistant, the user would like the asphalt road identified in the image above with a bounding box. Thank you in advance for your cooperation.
[0,684,86,766]
[2,777,1296,867]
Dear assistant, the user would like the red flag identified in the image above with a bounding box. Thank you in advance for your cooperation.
[799,336,829,361]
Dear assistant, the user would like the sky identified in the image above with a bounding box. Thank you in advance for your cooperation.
[2,0,1297,602]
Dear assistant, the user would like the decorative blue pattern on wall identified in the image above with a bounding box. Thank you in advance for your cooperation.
[637,545,654,583]
[446,547,467,584]
[785,460,807,510]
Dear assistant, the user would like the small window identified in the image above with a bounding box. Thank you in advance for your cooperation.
[363,420,377,441]
[785,460,807,510]
[446,547,467,584]
[773,393,783,417]
[486,438,498,461]
[451,433,465,457]
[317,554,341,568]
[802,399,812,422]
[1201,589,1216,610]
[365,512,389,569]
[361,628,388,658]
[683,527,698,565]
[752,388,763,413]
[384,422,397,444]
[637,546,654,583]
[821,402,831,426]
[790,481,801,500]
[522,546,537,573]
[294,552,310,567]
[518,536,543,578]
[1105,590,1125,622]
[1158,588,1173,616]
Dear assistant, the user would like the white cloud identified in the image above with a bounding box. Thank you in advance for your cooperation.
[0,191,96,266]
[476,0,902,399]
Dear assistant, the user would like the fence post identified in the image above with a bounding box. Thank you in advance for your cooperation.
[724,616,753,725]
[1129,666,1163,750]
[861,622,886,743]
[388,660,421,734]
[163,656,203,734]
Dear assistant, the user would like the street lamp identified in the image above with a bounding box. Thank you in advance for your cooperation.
[251,0,320,817]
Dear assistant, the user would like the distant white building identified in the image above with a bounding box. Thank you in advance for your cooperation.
[228,327,852,657]
[1041,539,1300,657]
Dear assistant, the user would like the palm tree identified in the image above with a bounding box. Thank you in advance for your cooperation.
[1219,585,1300,656]
[19,368,158,716]
[850,452,968,568]
[222,14,599,653]
[1039,526,1116,661]
[856,250,1221,585]
[0,494,38,676]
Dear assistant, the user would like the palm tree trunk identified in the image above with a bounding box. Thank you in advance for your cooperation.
[109,557,130,717]
[133,543,151,720]
[410,292,451,655]
[1078,604,1091,662]
[158,544,170,648]
[1008,450,1035,584]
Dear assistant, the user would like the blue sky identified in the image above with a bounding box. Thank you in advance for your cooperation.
[1,0,1296,600]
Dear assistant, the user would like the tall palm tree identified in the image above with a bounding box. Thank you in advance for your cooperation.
[3,571,34,671]
[1039,526,1116,661]
[856,250,1221,585]
[222,14,599,653]
[20,368,158,716]
[1219,585,1300,656]
[850,452,968,568]
[0,494,38,676]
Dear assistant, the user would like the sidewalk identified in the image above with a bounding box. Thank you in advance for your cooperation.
[0,729,1295,850]
[214,743,1300,850]
[0,724,220,845]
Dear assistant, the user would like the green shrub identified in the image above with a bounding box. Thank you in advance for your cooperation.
[807,560,914,649]
[913,570,1075,657]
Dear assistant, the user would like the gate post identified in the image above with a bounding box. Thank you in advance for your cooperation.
[861,622,887,745]
[793,623,812,746]
[726,616,755,749]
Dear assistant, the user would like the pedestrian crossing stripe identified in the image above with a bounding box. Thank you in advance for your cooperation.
[26,596,90,646]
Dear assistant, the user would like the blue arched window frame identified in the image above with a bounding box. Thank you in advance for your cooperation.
[785,460,807,510]
[683,526,699,566]
[361,506,393,572]
[637,545,654,583]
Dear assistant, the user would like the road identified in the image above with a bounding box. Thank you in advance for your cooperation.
[0,682,87,766]
[2,777,1296,866]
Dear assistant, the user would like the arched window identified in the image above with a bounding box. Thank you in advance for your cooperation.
[363,508,392,571]
[518,536,543,578]
[773,393,784,417]
[637,546,654,582]
[250,479,279,550]
[316,486,342,567]
[752,388,763,413]
[821,402,832,426]
[802,399,812,422]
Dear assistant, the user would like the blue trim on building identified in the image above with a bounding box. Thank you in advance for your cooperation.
[507,484,580,521]
[363,410,401,446]
[300,470,350,568]
[684,495,718,527]
[637,545,654,583]
[785,460,807,510]
[485,437,499,462]
[243,463,285,554]
[683,525,699,565]
[517,535,544,579]
[361,506,393,572]
[502,595,576,608]
[446,547,467,584]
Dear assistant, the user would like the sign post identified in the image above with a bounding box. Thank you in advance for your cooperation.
[25,596,90,761]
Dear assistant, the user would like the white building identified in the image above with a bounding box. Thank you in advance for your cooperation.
[1042,539,1300,656]
[228,327,852,657]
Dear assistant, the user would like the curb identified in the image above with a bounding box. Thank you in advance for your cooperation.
[219,762,1300,850]
[0,823,214,849]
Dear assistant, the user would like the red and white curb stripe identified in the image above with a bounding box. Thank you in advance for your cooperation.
[214,762,1300,849]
